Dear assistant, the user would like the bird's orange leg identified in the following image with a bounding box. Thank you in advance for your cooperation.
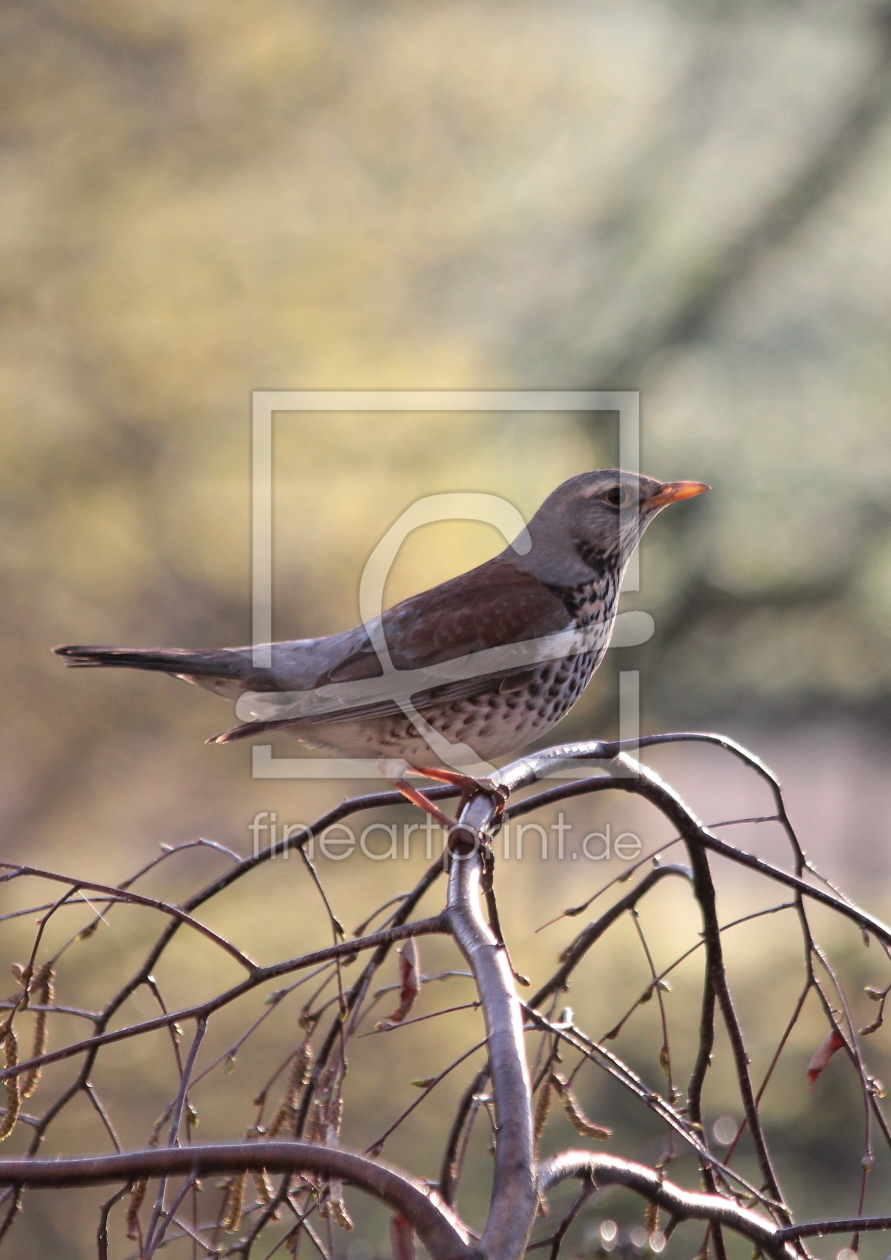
[394,768,524,982]
[407,765,509,819]
[389,765,508,848]
[391,778,459,831]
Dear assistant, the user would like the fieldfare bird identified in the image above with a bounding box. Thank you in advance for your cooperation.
[55,470,707,817]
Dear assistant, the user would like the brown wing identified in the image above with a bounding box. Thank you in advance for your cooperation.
[323,556,570,681]
[212,558,571,742]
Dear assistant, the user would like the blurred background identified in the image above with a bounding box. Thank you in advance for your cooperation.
[2,0,891,1256]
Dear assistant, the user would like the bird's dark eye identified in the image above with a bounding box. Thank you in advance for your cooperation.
[604,486,630,508]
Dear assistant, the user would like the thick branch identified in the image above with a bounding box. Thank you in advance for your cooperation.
[778,1216,891,1240]
[446,793,538,1260]
[538,1152,797,1260]
[7,731,886,1260]
[0,1143,472,1260]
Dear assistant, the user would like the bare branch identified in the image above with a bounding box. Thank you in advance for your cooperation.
[2,731,889,1258]
[0,863,256,972]
[0,1143,472,1259]
[528,864,693,1010]
[0,916,446,1085]
[538,1151,797,1260]
[778,1216,891,1241]
[446,836,538,1260]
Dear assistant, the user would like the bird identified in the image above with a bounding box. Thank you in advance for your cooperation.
[55,470,707,821]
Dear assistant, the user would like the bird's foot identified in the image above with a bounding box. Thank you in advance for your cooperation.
[406,765,509,820]
[390,776,458,832]
[388,766,508,855]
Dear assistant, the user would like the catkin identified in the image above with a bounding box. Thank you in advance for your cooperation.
[252,1169,275,1206]
[326,1095,343,1142]
[326,1194,353,1231]
[315,1093,350,1228]
[287,1041,314,1107]
[125,1180,147,1240]
[268,1041,313,1138]
[125,1115,164,1239]
[304,1098,324,1144]
[221,1171,247,1233]
[244,1123,280,1220]
[266,1104,290,1139]
[0,1029,20,1141]
[550,1073,612,1139]
[21,965,54,1099]
[533,1076,553,1146]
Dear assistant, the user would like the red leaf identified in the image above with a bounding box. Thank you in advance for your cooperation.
[807,1028,845,1090]
[375,940,420,1030]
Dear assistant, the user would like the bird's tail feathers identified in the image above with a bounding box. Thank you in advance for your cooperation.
[53,644,247,679]
[208,717,298,744]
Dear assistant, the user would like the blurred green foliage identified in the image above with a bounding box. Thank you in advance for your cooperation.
[2,1,891,1256]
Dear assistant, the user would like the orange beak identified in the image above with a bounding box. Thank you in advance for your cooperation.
[646,480,710,509]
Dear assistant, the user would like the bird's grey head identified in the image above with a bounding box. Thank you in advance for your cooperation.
[509,469,709,585]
